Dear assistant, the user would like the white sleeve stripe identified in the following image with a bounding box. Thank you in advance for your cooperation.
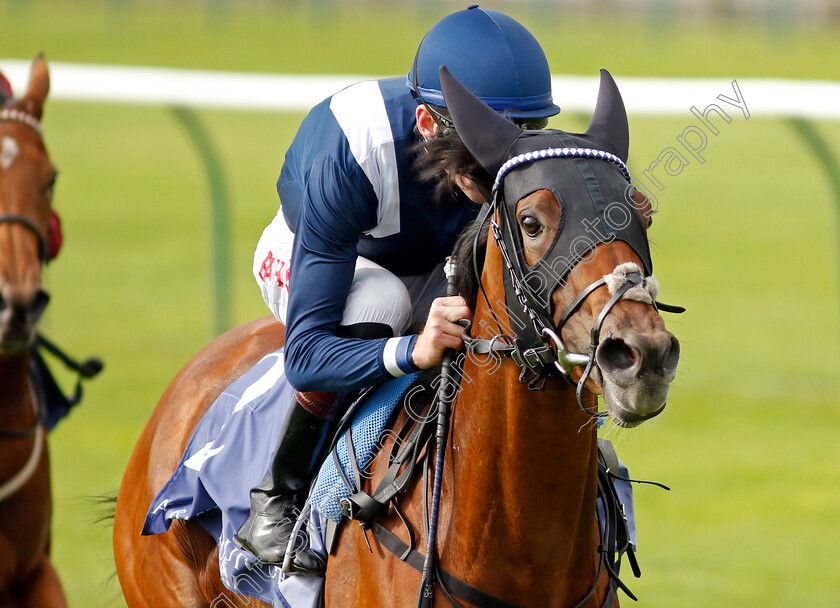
[382,337,408,377]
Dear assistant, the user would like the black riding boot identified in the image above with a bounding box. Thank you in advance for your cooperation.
[234,395,336,571]
[235,322,394,572]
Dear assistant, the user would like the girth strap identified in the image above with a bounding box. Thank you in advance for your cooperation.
[370,521,525,608]
[337,394,436,524]
[371,520,623,608]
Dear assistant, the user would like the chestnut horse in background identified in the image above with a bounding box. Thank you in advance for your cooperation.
[115,69,680,607]
[0,56,67,607]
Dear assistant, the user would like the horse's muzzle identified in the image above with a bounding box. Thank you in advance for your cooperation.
[596,329,680,423]
[0,287,50,351]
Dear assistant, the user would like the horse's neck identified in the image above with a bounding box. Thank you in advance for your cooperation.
[438,241,602,602]
[445,356,600,572]
[0,352,35,429]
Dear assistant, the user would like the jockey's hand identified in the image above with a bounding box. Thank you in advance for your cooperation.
[410,296,473,369]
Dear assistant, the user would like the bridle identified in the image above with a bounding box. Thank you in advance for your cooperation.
[0,107,51,263]
[0,105,49,502]
[0,214,49,262]
[465,146,684,417]
[0,107,43,137]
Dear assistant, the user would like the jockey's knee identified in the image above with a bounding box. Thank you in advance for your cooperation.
[341,265,412,336]
[336,322,394,340]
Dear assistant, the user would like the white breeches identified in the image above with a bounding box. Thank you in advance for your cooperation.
[254,210,447,336]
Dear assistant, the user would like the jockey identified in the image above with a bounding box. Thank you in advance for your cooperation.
[236,5,561,571]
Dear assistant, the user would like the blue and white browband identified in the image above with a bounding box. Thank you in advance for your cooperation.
[493,147,631,191]
[0,108,43,137]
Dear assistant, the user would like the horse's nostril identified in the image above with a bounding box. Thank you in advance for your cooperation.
[30,289,50,321]
[664,335,680,373]
[597,337,638,374]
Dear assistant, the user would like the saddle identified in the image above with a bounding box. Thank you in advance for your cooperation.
[308,369,435,554]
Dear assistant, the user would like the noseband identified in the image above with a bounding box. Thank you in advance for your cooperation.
[0,215,49,262]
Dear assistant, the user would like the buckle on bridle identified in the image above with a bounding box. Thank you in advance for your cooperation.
[510,342,554,370]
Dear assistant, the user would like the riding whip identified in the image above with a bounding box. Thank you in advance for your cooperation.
[417,256,460,608]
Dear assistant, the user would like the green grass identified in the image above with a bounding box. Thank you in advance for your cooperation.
[2,1,840,607]
[40,103,296,608]
[3,0,840,79]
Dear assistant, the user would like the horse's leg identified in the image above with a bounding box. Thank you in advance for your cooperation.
[12,556,67,608]
[114,453,211,607]
[114,402,237,607]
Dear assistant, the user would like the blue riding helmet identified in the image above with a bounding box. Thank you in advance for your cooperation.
[407,5,560,119]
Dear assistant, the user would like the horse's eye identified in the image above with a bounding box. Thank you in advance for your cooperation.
[520,216,543,238]
[45,172,57,199]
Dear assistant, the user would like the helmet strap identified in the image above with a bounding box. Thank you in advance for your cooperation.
[411,46,454,138]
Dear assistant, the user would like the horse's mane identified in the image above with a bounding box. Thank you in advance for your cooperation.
[451,213,489,312]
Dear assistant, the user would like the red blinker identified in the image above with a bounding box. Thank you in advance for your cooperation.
[47,209,62,261]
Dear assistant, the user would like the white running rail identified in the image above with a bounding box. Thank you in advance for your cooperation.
[1,59,839,119]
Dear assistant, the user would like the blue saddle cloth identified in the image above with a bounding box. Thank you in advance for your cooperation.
[310,371,419,522]
[142,349,420,608]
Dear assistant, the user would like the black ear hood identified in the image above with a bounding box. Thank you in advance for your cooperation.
[440,66,630,172]
[584,69,629,163]
[441,65,651,312]
[440,66,662,379]
[439,64,522,176]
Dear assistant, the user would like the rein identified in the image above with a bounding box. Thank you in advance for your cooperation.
[0,427,44,503]
[0,380,44,503]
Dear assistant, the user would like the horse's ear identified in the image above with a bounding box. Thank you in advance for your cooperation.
[584,69,629,163]
[23,54,49,119]
[439,65,522,176]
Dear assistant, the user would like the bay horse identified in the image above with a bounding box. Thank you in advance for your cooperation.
[114,68,680,607]
[0,56,68,607]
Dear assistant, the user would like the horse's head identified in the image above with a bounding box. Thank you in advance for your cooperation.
[442,66,680,427]
[0,56,55,354]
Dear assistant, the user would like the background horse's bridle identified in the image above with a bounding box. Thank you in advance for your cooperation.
[0,108,51,263]
[0,214,50,262]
